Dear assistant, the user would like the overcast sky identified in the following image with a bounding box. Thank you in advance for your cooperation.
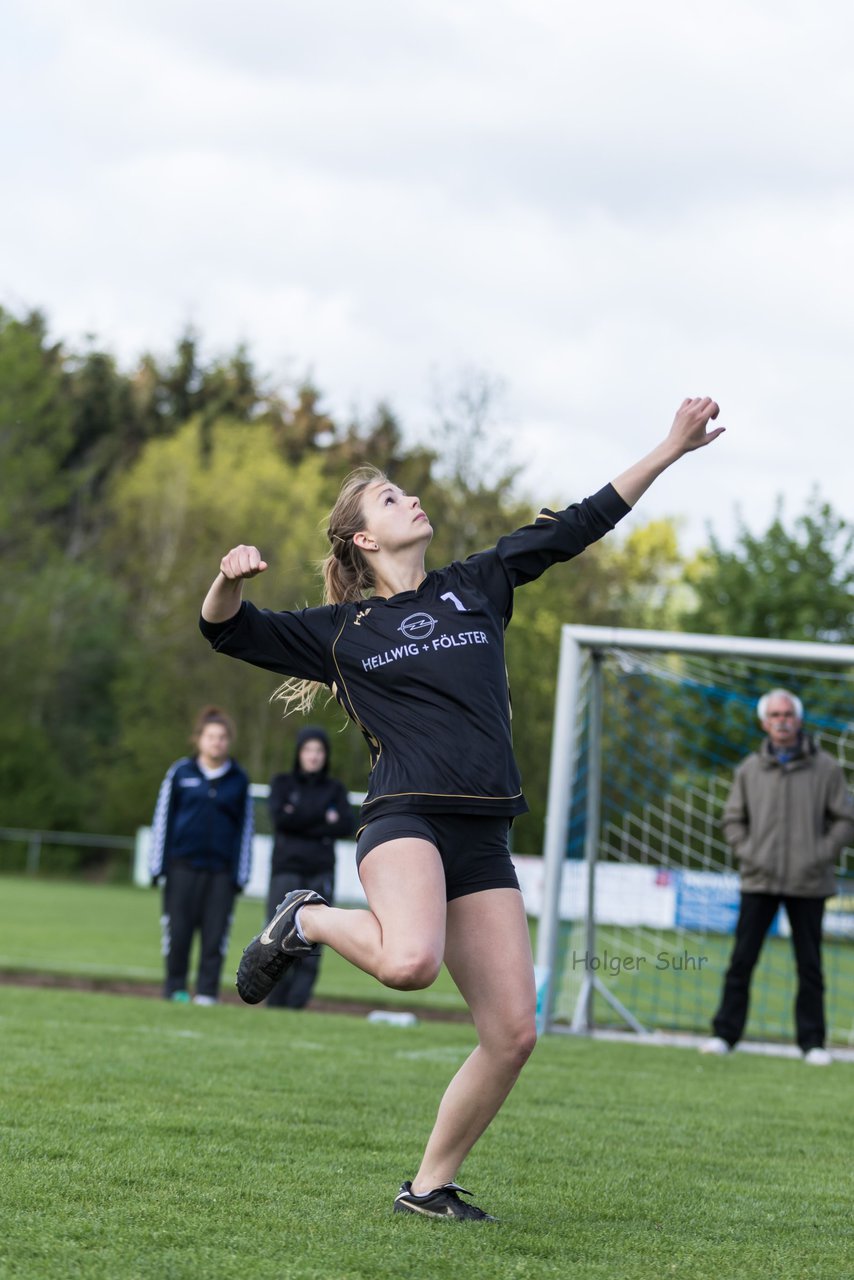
[3,0,853,548]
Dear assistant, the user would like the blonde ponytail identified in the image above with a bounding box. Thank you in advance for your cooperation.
[273,467,387,716]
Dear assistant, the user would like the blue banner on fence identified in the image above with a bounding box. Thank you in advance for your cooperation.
[674,870,780,936]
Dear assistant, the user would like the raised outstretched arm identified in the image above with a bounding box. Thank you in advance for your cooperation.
[611,397,723,508]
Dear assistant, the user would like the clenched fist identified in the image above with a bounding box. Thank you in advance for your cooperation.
[219,545,269,581]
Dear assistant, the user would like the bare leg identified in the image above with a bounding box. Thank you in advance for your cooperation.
[298,838,447,990]
[411,888,537,1193]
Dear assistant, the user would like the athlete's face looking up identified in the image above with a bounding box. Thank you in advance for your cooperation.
[354,482,433,556]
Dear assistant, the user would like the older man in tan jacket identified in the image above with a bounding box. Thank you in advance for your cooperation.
[701,689,854,1064]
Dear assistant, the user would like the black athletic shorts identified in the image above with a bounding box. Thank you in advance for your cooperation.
[355,813,520,902]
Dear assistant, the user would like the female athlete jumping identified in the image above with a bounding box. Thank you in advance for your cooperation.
[200,397,723,1220]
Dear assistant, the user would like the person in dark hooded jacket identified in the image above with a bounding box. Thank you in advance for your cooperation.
[265,726,354,1008]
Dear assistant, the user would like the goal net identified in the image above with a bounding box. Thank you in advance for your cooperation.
[535,627,854,1047]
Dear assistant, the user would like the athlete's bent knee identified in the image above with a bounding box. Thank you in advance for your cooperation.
[513,1022,538,1068]
[485,1018,537,1072]
[378,950,443,991]
[507,1018,535,1070]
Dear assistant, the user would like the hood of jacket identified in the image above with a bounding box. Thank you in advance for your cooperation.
[292,725,331,780]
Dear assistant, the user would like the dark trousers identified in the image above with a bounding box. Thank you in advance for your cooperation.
[265,869,334,1009]
[712,892,826,1051]
[161,862,237,999]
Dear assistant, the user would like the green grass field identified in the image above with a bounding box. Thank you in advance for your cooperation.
[0,877,467,1012]
[1,878,853,1279]
[552,922,854,1046]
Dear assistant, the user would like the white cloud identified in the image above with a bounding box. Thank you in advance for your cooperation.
[2,0,853,549]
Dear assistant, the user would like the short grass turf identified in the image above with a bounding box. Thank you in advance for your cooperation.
[0,876,466,1011]
[552,921,854,1045]
[1,985,852,1280]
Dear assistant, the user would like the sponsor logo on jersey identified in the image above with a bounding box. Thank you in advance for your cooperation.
[361,628,490,672]
[398,612,438,640]
[362,643,421,670]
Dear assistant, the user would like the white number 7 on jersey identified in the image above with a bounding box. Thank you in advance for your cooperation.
[440,591,467,613]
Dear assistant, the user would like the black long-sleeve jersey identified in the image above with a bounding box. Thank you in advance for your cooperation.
[200,483,631,826]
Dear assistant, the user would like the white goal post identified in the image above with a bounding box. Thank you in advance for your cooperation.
[534,626,854,1038]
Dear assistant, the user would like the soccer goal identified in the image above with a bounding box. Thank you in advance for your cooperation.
[534,626,854,1046]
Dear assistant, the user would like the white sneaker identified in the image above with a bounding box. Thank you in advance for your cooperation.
[803,1047,832,1066]
[193,994,218,1007]
[699,1036,732,1056]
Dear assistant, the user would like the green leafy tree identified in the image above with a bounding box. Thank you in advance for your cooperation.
[0,304,705,872]
[0,558,128,832]
[0,308,73,556]
[0,312,121,833]
[421,369,526,562]
[103,418,365,831]
[271,381,337,463]
[683,494,854,643]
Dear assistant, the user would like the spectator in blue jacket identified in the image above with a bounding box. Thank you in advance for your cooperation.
[149,706,253,1003]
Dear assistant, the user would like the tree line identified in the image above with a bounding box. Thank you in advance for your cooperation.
[2,304,852,871]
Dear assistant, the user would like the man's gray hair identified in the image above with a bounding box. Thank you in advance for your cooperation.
[756,688,804,723]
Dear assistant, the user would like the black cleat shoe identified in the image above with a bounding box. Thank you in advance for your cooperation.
[236,889,328,1005]
[393,1180,497,1221]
